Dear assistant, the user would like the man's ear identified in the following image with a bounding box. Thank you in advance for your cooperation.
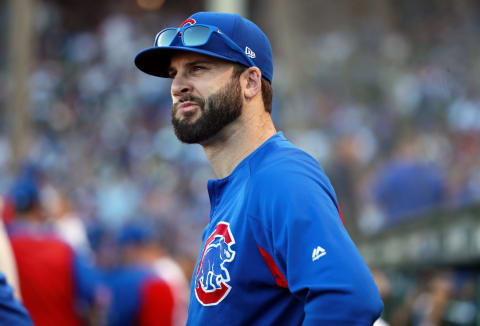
[242,67,262,100]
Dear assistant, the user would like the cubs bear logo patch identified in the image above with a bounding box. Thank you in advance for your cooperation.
[194,222,236,306]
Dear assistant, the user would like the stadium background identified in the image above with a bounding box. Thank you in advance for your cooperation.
[2,0,480,324]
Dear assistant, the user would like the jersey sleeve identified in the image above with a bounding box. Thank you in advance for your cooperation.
[73,251,100,304]
[0,273,33,326]
[247,158,383,325]
[138,277,175,326]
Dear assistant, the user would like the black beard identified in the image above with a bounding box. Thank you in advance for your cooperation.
[170,77,243,144]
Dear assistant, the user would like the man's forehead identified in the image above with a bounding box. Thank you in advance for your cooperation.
[169,52,227,67]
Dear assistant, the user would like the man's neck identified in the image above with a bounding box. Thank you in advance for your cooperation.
[202,114,276,179]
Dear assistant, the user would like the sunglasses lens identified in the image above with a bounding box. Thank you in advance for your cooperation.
[183,26,211,46]
[156,29,178,47]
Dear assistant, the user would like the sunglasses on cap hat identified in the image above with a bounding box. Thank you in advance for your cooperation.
[154,24,256,68]
[135,12,274,83]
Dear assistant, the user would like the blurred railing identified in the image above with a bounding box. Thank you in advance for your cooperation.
[359,203,480,268]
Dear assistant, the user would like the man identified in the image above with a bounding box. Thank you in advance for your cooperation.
[7,170,99,326]
[135,11,383,325]
[102,221,175,326]
[0,217,33,326]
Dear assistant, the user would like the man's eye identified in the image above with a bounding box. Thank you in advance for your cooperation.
[192,66,206,71]
[168,71,176,78]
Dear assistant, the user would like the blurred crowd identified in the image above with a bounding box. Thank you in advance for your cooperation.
[373,269,478,326]
[1,163,189,326]
[0,0,480,325]
[264,1,480,236]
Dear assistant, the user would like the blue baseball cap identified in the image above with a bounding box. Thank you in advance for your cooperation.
[134,12,274,83]
[117,220,156,247]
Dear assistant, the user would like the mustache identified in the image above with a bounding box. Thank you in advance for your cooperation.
[173,94,205,111]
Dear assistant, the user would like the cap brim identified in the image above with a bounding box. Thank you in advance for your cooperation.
[134,46,240,78]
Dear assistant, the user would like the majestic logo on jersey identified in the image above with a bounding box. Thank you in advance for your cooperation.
[180,18,196,28]
[312,245,326,261]
[195,222,236,306]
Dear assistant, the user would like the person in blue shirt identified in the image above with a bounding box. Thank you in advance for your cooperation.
[0,272,33,326]
[101,221,175,326]
[135,11,383,325]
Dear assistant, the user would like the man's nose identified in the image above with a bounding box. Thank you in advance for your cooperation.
[171,74,192,97]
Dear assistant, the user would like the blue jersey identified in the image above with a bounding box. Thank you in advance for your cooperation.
[103,265,174,326]
[186,132,383,326]
[0,272,33,326]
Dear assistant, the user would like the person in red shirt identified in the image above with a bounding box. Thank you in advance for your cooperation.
[7,170,98,326]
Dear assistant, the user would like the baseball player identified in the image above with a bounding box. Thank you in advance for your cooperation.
[135,11,383,325]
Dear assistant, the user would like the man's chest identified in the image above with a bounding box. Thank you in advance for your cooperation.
[193,198,262,305]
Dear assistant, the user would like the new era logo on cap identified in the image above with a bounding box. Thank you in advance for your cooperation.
[245,46,256,59]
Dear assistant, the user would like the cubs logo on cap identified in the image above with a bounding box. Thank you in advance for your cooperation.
[179,18,196,28]
[194,222,236,306]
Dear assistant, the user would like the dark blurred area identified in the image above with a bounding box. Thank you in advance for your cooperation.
[1,0,480,325]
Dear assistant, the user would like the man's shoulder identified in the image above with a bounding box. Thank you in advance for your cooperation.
[250,142,325,185]
[249,136,321,177]
[243,135,339,205]
[244,138,340,227]
[246,147,333,206]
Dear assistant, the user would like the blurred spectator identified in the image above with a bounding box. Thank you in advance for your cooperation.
[0,213,33,325]
[150,222,189,326]
[410,273,453,326]
[0,272,33,326]
[372,270,392,326]
[325,133,363,236]
[370,135,447,226]
[442,273,477,326]
[0,213,21,300]
[366,269,480,326]
[7,168,100,326]
[102,220,175,326]
[447,133,480,207]
[42,183,93,258]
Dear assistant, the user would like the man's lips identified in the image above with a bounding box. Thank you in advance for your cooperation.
[177,101,200,114]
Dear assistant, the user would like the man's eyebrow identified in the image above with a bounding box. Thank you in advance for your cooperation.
[168,59,219,75]
[185,60,216,66]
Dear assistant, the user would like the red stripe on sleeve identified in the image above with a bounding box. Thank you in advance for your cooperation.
[337,201,345,226]
[257,245,288,288]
